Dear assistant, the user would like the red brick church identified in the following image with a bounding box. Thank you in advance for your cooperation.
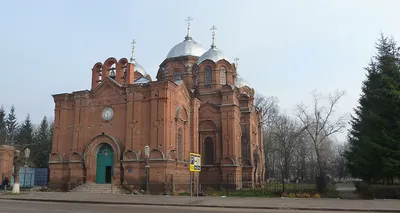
[49,19,264,191]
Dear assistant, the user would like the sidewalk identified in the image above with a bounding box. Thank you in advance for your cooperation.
[0,192,399,212]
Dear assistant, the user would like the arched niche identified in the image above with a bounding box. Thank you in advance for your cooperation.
[69,152,84,162]
[149,149,165,160]
[166,149,177,161]
[221,156,236,165]
[124,150,139,161]
[199,120,217,131]
[49,152,63,163]
[175,105,188,122]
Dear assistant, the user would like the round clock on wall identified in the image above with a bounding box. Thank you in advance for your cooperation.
[102,107,114,121]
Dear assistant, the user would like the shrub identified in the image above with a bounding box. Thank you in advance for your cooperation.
[288,193,296,198]
[356,182,400,199]
[302,193,311,198]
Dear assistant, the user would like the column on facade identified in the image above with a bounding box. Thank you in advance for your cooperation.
[132,90,142,151]
[219,88,243,189]
[49,96,69,186]
[72,95,81,151]
[125,63,135,85]
[190,98,200,154]
[115,60,126,85]
[125,92,134,151]
[91,64,101,90]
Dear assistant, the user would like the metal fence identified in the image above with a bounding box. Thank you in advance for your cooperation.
[10,167,49,188]
[124,173,320,196]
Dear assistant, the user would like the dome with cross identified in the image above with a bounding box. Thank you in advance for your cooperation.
[166,37,206,59]
[131,59,147,77]
[129,39,147,77]
[197,25,230,64]
[234,75,249,88]
[166,17,206,59]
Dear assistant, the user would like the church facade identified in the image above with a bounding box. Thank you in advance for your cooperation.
[49,22,265,192]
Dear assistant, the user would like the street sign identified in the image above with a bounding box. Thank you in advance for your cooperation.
[190,153,201,172]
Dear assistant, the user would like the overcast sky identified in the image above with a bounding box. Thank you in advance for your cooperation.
[1,0,399,141]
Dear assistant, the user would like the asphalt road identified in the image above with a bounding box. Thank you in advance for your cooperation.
[0,200,377,213]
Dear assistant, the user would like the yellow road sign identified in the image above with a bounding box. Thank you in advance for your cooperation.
[190,153,201,172]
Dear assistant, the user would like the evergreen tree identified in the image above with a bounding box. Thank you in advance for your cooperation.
[345,35,400,183]
[32,116,52,167]
[6,105,18,145]
[15,114,34,147]
[0,106,6,145]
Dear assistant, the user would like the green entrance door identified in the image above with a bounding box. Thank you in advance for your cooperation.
[96,143,114,184]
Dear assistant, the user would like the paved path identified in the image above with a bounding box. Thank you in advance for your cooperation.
[335,182,359,199]
[0,192,399,212]
[0,200,380,213]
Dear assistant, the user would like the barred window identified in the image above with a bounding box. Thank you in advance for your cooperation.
[178,128,183,161]
[204,66,212,87]
[220,67,226,85]
[173,72,182,82]
[203,137,214,165]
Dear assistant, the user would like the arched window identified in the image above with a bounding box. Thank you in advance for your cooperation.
[220,67,227,85]
[204,66,212,87]
[241,124,250,162]
[178,128,183,161]
[98,67,103,81]
[203,137,214,165]
[193,69,198,87]
[173,71,182,82]
[109,64,116,79]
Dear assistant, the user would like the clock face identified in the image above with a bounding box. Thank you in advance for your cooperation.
[102,107,114,121]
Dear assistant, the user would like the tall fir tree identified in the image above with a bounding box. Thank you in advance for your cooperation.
[0,106,6,145]
[15,114,34,147]
[6,105,18,145]
[32,116,52,168]
[345,35,400,183]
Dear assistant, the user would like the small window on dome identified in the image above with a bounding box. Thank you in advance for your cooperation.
[173,71,182,82]
[204,66,212,87]
[220,67,227,85]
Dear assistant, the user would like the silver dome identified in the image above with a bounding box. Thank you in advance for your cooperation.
[131,60,147,77]
[197,46,230,64]
[235,75,250,88]
[134,77,150,84]
[166,36,206,58]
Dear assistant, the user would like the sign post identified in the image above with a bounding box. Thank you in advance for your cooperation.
[189,153,201,204]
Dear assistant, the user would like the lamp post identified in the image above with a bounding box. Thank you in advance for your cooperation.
[23,148,30,188]
[144,145,150,194]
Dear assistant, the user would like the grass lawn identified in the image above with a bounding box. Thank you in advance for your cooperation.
[178,183,339,198]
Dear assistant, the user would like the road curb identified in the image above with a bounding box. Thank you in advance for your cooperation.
[0,197,399,212]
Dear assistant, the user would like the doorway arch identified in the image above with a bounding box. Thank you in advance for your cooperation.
[96,143,114,184]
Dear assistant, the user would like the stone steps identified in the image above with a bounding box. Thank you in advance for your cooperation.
[73,183,127,194]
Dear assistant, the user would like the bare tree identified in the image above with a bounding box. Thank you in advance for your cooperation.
[271,114,307,191]
[291,131,312,181]
[254,94,279,126]
[295,90,347,177]
[254,93,280,179]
